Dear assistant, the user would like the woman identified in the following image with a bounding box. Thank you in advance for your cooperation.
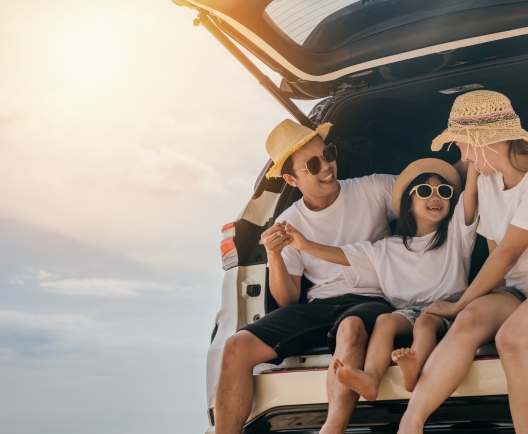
[398,90,528,433]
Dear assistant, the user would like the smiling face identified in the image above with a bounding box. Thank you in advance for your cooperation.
[409,175,451,229]
[456,141,503,176]
[283,136,339,208]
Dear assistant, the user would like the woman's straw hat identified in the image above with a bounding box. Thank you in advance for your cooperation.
[432,90,528,151]
[392,158,462,214]
[265,119,332,178]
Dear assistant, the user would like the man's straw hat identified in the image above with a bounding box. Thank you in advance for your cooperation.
[392,158,462,215]
[265,119,332,178]
[432,90,528,151]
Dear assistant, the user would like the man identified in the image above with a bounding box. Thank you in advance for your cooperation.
[215,119,397,434]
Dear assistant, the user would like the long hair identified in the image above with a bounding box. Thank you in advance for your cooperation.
[394,173,456,252]
[508,139,528,172]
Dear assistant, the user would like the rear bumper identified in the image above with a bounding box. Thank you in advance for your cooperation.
[237,358,509,433]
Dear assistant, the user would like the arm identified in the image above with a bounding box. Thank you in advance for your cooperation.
[487,239,506,289]
[463,163,479,226]
[454,159,469,186]
[425,225,528,317]
[261,222,302,307]
[284,223,350,266]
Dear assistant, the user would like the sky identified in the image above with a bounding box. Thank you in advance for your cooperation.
[0,1,318,432]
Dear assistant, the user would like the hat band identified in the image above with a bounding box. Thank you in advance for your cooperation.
[448,111,519,127]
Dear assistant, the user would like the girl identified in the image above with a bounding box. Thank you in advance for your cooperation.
[284,158,479,402]
[398,90,528,434]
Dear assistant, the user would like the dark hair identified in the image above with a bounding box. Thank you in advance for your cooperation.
[508,139,528,172]
[281,154,296,177]
[394,173,455,252]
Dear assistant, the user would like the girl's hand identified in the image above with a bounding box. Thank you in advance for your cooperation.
[423,300,462,319]
[284,223,309,251]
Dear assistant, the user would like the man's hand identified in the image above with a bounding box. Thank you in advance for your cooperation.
[284,223,309,251]
[423,300,463,319]
[261,221,292,256]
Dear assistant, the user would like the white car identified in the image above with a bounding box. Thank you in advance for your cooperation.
[172,1,528,432]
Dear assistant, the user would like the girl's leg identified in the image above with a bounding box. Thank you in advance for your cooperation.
[398,291,521,434]
[334,313,412,401]
[392,313,446,392]
[495,298,528,433]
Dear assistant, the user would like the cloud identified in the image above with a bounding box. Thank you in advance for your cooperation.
[0,309,92,332]
[39,278,171,298]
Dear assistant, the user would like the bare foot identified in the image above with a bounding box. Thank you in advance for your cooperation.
[334,356,379,401]
[392,348,421,392]
[331,357,343,375]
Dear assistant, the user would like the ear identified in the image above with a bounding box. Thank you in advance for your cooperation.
[283,173,298,187]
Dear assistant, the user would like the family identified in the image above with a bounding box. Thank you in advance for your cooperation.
[216,90,528,434]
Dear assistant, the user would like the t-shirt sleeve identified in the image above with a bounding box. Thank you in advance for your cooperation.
[510,186,528,232]
[373,174,398,221]
[280,245,304,276]
[340,241,381,289]
[452,191,479,257]
[477,176,494,240]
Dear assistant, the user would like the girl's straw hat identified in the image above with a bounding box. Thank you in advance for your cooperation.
[431,90,528,151]
[392,158,462,214]
[265,119,332,178]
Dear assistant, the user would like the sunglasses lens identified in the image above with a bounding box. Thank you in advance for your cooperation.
[306,156,321,175]
[416,185,433,198]
[438,185,453,199]
[323,144,337,163]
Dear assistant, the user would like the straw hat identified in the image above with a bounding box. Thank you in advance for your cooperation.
[265,119,332,178]
[432,90,528,151]
[392,158,462,214]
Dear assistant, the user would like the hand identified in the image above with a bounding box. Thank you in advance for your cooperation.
[284,223,309,251]
[423,300,462,319]
[261,221,292,256]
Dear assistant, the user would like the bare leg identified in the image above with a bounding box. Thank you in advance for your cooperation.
[495,299,528,433]
[335,314,412,401]
[392,313,446,392]
[397,291,521,434]
[215,331,278,434]
[320,316,368,434]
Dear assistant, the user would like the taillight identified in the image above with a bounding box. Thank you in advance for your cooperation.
[221,221,238,270]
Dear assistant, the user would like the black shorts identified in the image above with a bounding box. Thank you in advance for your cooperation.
[240,293,394,365]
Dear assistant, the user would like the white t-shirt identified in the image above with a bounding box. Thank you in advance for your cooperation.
[477,171,528,294]
[340,192,478,308]
[277,175,397,302]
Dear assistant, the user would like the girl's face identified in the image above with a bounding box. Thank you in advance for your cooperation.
[410,175,451,226]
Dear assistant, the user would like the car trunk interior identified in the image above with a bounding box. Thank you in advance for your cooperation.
[263,52,528,356]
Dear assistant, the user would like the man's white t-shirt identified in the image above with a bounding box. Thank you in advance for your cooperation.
[340,192,478,308]
[277,175,397,302]
[477,171,528,295]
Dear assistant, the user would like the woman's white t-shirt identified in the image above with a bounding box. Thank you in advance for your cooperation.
[340,192,478,309]
[278,175,397,302]
[477,171,528,295]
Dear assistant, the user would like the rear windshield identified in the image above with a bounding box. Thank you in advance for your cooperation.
[265,0,528,53]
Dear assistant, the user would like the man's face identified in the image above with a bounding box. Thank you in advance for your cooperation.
[284,136,339,198]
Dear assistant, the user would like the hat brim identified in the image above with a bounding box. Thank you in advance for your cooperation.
[432,127,528,151]
[265,122,333,178]
[392,158,462,215]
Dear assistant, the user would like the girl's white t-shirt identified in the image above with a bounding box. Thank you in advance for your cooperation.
[340,192,478,309]
[477,171,528,294]
[278,175,397,302]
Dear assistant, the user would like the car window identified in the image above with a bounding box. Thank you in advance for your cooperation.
[265,0,528,53]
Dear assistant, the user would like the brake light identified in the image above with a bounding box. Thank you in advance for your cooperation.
[221,221,238,270]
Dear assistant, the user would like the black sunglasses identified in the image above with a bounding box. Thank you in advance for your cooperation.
[290,144,338,176]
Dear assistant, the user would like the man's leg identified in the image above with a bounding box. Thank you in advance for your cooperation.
[215,331,278,434]
[320,316,368,434]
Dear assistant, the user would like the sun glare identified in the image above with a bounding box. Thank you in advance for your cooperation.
[52,24,125,88]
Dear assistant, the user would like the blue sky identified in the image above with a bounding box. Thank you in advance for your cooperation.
[0,0,319,432]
